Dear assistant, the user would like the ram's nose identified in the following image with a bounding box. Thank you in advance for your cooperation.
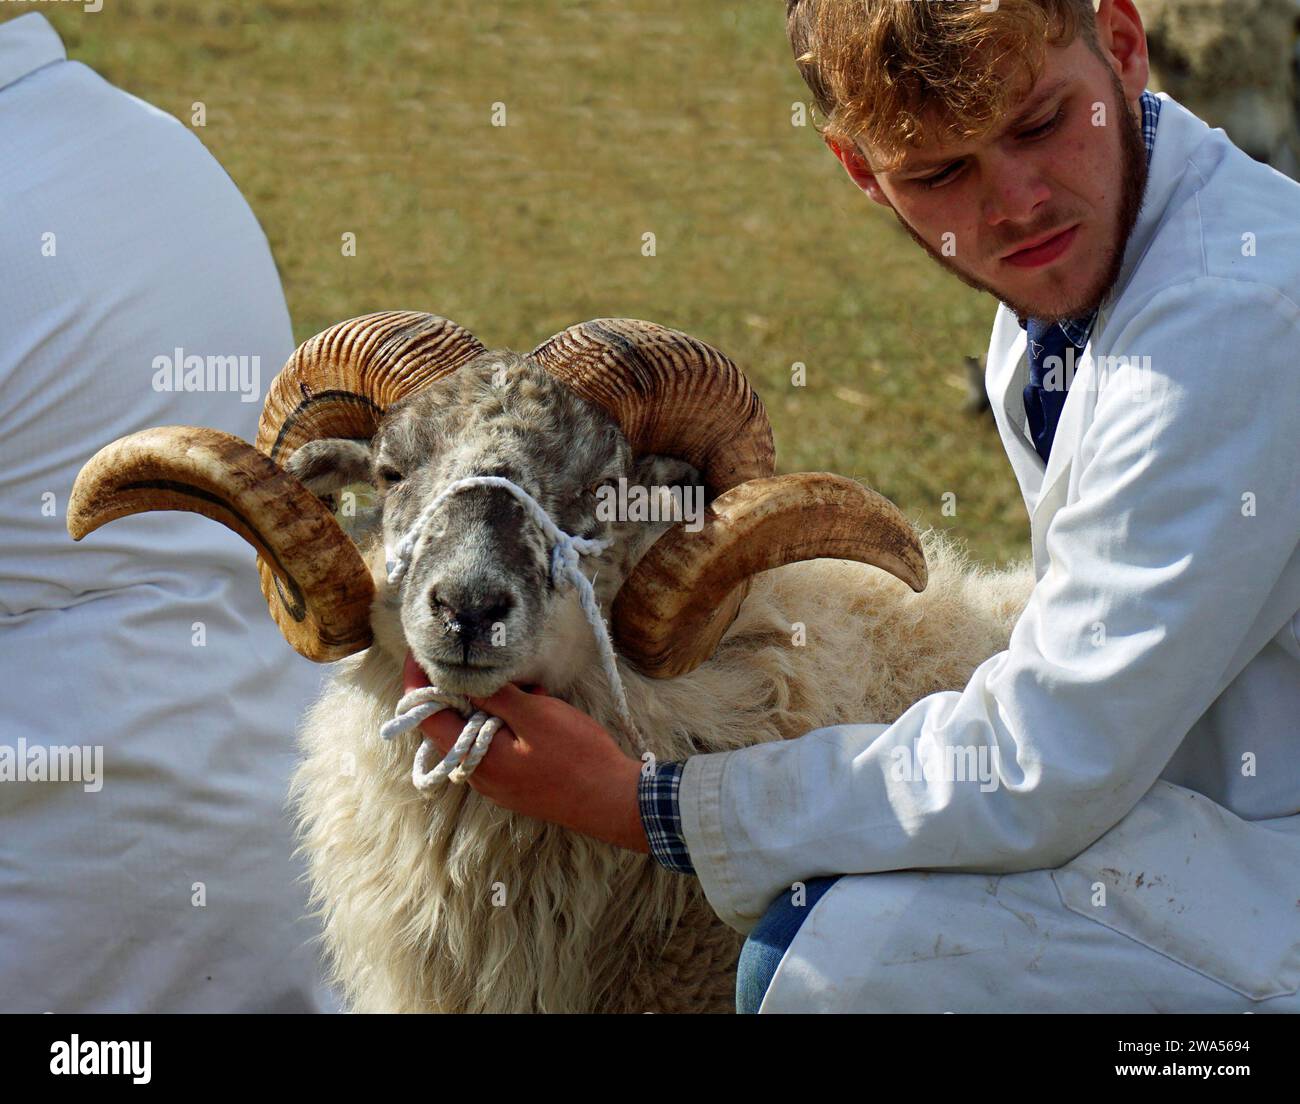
[428,583,516,643]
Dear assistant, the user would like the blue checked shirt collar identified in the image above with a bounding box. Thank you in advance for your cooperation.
[1016,89,1162,344]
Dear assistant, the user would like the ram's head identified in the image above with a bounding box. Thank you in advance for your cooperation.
[68,312,926,695]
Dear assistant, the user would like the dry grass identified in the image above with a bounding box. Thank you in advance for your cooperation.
[44,0,1030,564]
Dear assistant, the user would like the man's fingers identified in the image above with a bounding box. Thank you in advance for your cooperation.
[403,650,431,693]
[469,681,520,718]
[469,681,549,722]
[400,651,468,751]
[400,671,544,750]
[418,703,472,753]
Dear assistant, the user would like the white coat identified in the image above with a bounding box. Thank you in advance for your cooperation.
[0,14,337,1011]
[678,93,1300,1012]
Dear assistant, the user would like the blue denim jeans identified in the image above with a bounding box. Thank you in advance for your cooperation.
[735,875,841,1013]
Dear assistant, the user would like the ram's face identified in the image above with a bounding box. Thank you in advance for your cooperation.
[288,351,699,696]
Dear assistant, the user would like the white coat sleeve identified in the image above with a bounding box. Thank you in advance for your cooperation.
[677,277,1300,933]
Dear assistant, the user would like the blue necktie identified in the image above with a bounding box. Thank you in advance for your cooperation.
[1023,318,1084,464]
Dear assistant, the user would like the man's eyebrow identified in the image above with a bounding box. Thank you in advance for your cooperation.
[893,79,1071,174]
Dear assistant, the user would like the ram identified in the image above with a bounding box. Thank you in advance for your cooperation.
[68,311,1034,1013]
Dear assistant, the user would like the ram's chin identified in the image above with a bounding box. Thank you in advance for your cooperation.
[415,655,527,698]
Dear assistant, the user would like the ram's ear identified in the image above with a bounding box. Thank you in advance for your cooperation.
[631,453,701,491]
[605,453,705,567]
[282,439,374,510]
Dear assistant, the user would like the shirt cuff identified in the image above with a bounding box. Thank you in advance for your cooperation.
[638,759,696,875]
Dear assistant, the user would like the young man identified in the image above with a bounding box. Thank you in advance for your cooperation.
[412,0,1300,1012]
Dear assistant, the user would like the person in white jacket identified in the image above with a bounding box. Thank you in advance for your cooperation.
[0,13,338,1012]
[410,0,1300,1012]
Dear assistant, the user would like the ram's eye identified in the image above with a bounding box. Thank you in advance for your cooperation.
[377,467,404,485]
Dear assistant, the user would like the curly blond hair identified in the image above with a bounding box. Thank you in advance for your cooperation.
[786,0,1105,171]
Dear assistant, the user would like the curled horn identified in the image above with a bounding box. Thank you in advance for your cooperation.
[611,472,926,678]
[67,312,487,661]
[255,311,486,465]
[68,426,375,661]
[530,318,926,678]
[531,318,778,500]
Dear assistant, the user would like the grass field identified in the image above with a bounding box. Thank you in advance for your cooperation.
[44,0,1030,565]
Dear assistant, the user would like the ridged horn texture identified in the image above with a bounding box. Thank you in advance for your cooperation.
[66,426,376,661]
[611,472,928,679]
[256,310,488,464]
[528,318,927,678]
[530,318,777,501]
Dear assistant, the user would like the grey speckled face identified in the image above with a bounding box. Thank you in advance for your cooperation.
[286,350,701,697]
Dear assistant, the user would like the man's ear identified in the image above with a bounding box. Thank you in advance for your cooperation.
[1094,0,1149,104]
[825,134,890,206]
[283,438,373,510]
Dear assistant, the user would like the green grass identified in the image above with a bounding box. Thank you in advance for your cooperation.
[45,0,1030,564]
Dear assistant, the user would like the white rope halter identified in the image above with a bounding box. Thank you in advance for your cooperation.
[377,475,647,790]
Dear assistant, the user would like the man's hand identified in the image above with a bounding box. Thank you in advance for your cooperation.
[402,652,649,853]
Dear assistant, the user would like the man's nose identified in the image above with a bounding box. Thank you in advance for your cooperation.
[981,152,1051,230]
